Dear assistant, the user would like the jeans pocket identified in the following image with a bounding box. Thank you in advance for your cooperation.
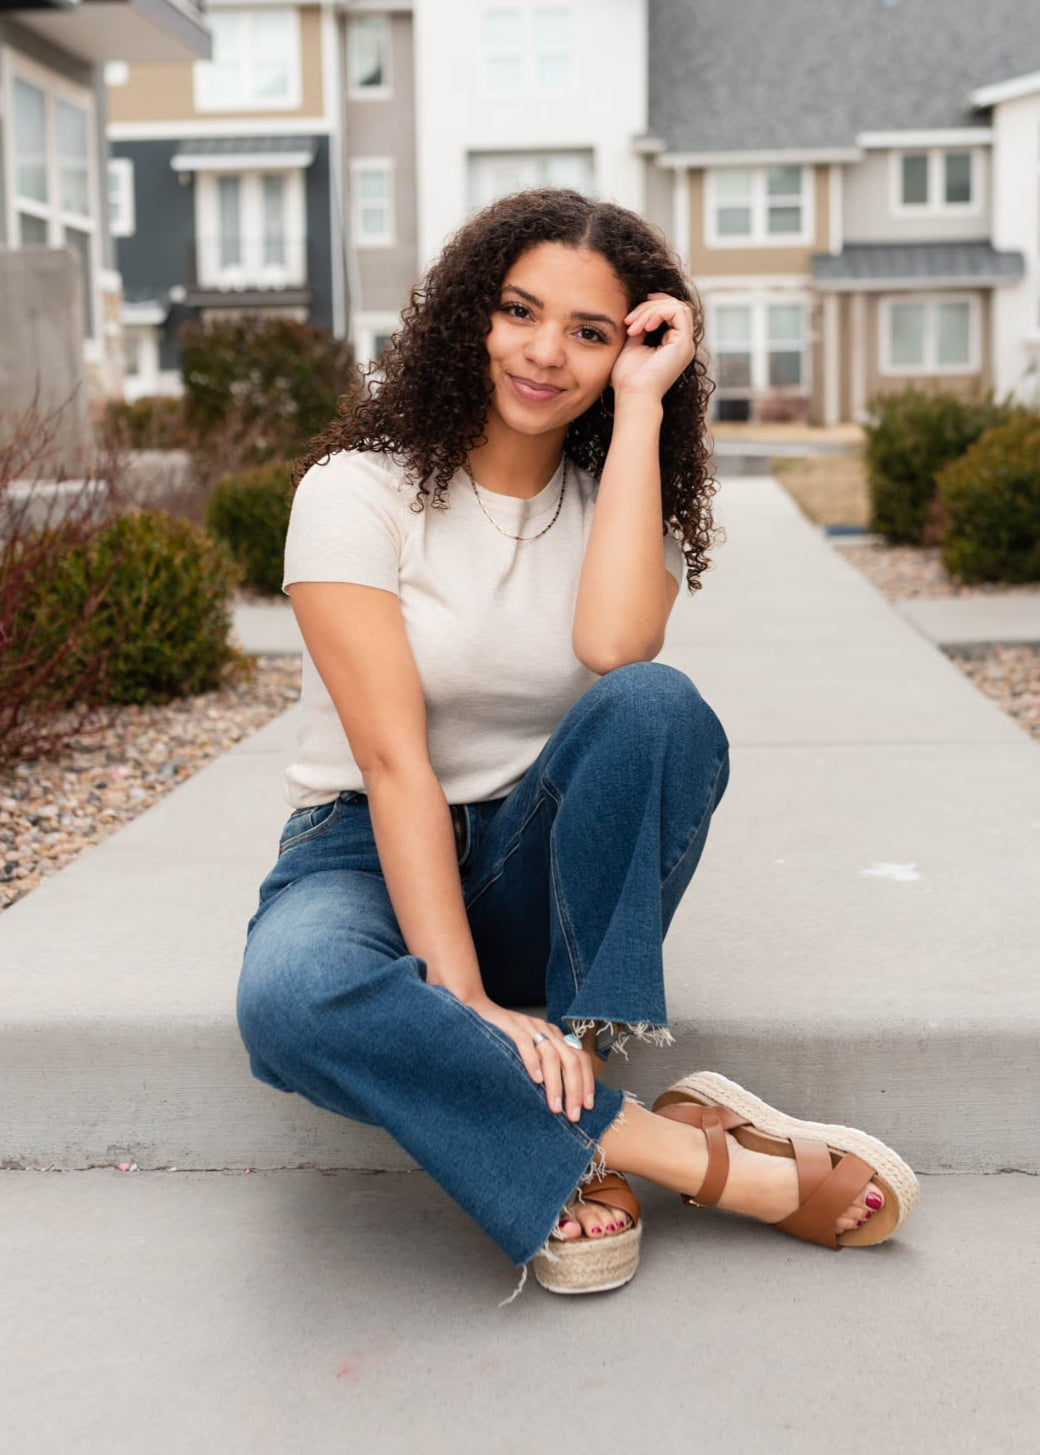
[277,792,358,856]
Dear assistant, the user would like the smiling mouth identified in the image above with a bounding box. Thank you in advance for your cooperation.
[508,375,565,402]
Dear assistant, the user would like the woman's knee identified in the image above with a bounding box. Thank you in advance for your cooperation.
[595,661,728,753]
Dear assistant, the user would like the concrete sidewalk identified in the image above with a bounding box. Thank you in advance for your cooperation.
[2,475,1039,1178]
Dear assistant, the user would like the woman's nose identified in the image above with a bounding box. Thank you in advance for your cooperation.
[525,324,566,368]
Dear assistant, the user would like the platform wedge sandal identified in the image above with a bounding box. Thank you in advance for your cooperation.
[651,1071,919,1249]
[531,1171,642,1294]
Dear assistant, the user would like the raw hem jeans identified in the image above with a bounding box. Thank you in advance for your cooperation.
[236,661,730,1268]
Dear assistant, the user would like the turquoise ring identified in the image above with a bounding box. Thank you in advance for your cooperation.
[563,1032,583,1049]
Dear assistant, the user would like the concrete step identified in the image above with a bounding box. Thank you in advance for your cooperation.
[2,478,1039,1174]
[3,1167,1037,1455]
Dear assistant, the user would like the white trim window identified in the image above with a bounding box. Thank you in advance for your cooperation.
[347,13,391,97]
[891,148,980,215]
[194,9,301,113]
[196,169,307,287]
[7,60,98,340]
[352,311,401,370]
[709,298,810,394]
[880,295,979,375]
[481,5,573,99]
[705,165,814,247]
[350,159,394,246]
[108,157,136,237]
[467,148,594,209]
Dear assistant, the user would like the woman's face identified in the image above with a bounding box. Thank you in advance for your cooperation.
[482,241,629,438]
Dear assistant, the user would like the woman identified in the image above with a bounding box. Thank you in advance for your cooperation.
[236,188,918,1301]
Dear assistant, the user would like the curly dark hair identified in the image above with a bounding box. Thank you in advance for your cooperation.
[294,187,720,589]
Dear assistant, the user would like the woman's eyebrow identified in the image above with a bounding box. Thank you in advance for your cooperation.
[501,283,619,330]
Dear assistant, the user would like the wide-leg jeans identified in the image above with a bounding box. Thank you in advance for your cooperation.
[236,661,730,1268]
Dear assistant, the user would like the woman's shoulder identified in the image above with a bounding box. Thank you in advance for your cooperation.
[295,447,414,502]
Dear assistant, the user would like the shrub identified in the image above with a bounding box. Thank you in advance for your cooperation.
[864,389,1019,545]
[179,316,359,463]
[937,415,1040,583]
[36,510,247,706]
[101,395,189,451]
[204,460,292,596]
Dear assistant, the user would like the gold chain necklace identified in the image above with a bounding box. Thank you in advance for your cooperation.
[463,456,568,542]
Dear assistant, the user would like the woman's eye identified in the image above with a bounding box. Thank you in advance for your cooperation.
[578,326,607,344]
[501,302,529,319]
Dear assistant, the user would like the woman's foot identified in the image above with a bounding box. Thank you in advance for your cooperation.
[553,1197,634,1242]
[596,1101,885,1237]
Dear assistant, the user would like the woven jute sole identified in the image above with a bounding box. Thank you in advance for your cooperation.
[652,1070,920,1247]
[531,1219,642,1295]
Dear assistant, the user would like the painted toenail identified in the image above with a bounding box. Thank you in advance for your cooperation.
[856,1219,865,1227]
[865,1192,883,1210]
[590,1226,601,1234]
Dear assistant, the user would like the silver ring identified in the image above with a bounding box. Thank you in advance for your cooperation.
[531,1032,549,1046]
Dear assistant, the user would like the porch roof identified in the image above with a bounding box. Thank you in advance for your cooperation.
[812,242,1025,291]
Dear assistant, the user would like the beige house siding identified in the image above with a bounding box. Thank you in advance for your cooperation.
[687,164,830,277]
[109,5,324,125]
[809,294,826,425]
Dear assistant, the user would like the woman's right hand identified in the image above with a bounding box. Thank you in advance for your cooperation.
[461,994,596,1121]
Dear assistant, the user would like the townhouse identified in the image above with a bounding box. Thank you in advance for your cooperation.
[641,0,1040,424]
[0,0,209,397]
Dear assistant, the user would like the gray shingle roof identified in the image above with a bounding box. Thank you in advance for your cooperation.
[648,0,1040,153]
[812,242,1026,287]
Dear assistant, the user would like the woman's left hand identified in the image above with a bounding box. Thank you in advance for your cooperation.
[610,291,697,404]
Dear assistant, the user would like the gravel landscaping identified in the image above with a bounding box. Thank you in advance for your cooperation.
[0,655,301,915]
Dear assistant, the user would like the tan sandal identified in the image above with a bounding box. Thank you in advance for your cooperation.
[531,1170,643,1294]
[651,1070,919,1249]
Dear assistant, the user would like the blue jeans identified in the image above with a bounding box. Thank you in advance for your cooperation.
[236,662,730,1267]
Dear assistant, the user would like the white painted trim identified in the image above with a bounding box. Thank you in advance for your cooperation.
[706,290,812,397]
[108,156,136,236]
[662,147,860,168]
[704,163,815,249]
[823,291,840,426]
[878,293,981,377]
[672,167,689,266]
[195,169,307,288]
[322,0,346,337]
[349,155,395,247]
[858,127,992,148]
[849,291,866,421]
[828,163,842,257]
[633,135,665,156]
[889,146,983,219]
[697,274,812,291]
[171,149,315,171]
[351,308,402,367]
[345,10,392,99]
[971,71,1040,107]
[109,118,332,140]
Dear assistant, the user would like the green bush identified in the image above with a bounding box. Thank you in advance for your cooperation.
[179,316,359,462]
[32,510,245,706]
[204,461,292,596]
[864,389,1019,545]
[102,395,189,451]
[937,415,1040,583]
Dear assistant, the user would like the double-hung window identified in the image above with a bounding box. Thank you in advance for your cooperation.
[893,149,978,214]
[348,14,391,95]
[706,166,812,247]
[350,160,395,247]
[9,65,97,338]
[880,297,977,375]
[194,9,301,112]
[196,170,306,286]
[710,299,809,395]
[481,5,573,98]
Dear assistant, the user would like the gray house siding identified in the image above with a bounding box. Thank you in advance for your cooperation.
[305,135,334,331]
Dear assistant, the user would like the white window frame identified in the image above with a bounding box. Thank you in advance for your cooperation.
[108,157,136,237]
[890,147,983,218]
[352,310,401,371]
[707,294,812,397]
[480,4,575,101]
[3,52,100,346]
[467,148,595,210]
[195,168,307,288]
[347,12,392,98]
[193,8,302,114]
[349,157,395,247]
[704,165,815,249]
[878,293,980,376]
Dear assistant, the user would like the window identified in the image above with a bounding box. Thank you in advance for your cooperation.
[194,9,301,112]
[196,170,306,287]
[108,158,136,237]
[348,13,391,94]
[880,296,976,374]
[350,160,394,246]
[894,148,976,213]
[9,67,97,337]
[468,149,593,210]
[706,166,812,246]
[709,298,809,395]
[481,5,573,98]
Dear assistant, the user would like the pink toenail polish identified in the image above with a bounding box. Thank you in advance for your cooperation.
[865,1192,883,1210]
[590,1226,601,1234]
[857,1219,865,1227]
[605,1223,616,1231]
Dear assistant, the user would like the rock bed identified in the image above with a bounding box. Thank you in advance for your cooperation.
[835,540,1040,746]
[0,656,301,915]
